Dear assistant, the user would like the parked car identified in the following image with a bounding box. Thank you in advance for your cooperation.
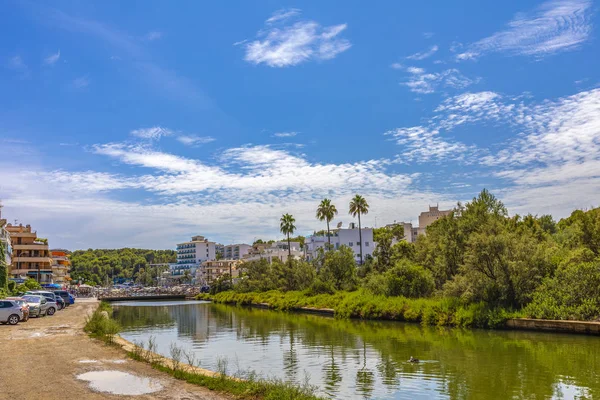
[5,297,30,321]
[22,294,55,316]
[53,290,71,307]
[0,300,25,325]
[27,291,64,311]
[68,293,75,304]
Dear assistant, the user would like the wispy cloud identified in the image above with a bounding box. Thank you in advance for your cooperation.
[457,0,592,60]
[266,8,301,24]
[130,126,173,140]
[144,31,162,41]
[176,135,216,146]
[44,50,61,65]
[406,45,439,60]
[400,66,479,94]
[72,76,90,89]
[8,56,26,69]
[242,10,351,67]
[273,132,298,138]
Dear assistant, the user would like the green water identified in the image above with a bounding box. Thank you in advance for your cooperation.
[113,300,600,399]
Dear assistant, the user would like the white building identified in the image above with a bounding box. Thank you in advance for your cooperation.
[173,235,217,281]
[305,224,374,264]
[243,241,303,263]
[221,244,252,260]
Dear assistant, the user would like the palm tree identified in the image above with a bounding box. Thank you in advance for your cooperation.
[280,213,296,259]
[316,198,338,251]
[349,194,370,265]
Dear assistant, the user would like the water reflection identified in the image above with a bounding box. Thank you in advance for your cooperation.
[113,301,600,400]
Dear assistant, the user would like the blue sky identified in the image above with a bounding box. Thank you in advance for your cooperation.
[1,0,599,249]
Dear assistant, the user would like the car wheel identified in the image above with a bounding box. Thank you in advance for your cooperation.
[47,307,56,316]
[8,314,20,325]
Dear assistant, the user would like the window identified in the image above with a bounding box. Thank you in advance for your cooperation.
[365,242,370,247]
[349,242,353,247]
[335,243,340,249]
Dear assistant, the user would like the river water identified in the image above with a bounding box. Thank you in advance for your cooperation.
[112,300,599,399]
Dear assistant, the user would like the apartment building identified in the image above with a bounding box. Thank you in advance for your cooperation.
[221,243,252,260]
[243,241,303,263]
[198,259,241,284]
[50,249,71,284]
[173,235,217,281]
[387,205,453,243]
[5,224,53,283]
[305,224,374,263]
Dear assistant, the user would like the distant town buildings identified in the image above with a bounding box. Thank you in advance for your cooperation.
[5,224,53,283]
[305,223,375,263]
[199,259,242,284]
[173,235,218,280]
[387,205,452,243]
[50,249,72,284]
[244,241,303,263]
[221,244,252,260]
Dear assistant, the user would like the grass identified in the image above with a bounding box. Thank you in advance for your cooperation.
[83,301,121,344]
[199,290,522,329]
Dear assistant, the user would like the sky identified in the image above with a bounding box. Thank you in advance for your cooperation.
[0,0,599,250]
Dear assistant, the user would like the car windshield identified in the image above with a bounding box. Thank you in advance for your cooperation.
[23,296,40,303]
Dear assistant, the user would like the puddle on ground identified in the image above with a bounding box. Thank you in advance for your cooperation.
[76,370,163,395]
[109,359,127,364]
[78,360,99,364]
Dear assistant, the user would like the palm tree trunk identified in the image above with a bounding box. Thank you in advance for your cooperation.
[358,212,363,265]
[327,220,331,251]
[287,233,291,259]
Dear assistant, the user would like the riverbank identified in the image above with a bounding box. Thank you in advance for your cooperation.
[0,299,229,400]
[199,290,600,334]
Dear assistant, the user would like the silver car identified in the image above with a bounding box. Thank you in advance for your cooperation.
[22,295,54,317]
[0,300,25,325]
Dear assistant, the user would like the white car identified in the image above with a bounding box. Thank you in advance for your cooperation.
[22,295,55,317]
[0,300,25,325]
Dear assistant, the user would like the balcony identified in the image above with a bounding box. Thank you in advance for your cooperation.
[13,244,49,251]
[12,256,53,263]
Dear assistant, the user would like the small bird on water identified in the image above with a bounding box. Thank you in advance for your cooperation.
[408,356,420,363]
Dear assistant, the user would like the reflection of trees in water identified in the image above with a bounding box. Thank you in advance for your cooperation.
[355,341,374,399]
[323,344,342,396]
[117,302,600,399]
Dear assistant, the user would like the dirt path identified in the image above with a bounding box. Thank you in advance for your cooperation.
[0,299,230,400]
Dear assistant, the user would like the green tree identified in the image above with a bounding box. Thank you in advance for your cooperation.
[0,239,7,292]
[316,198,338,251]
[320,246,357,290]
[280,213,296,259]
[349,194,369,265]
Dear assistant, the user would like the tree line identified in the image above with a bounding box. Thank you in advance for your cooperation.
[69,248,176,286]
[218,189,600,321]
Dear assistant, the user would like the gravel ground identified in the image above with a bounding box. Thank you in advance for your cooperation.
[0,299,230,400]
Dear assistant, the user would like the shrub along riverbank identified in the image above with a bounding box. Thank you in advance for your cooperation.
[198,290,521,329]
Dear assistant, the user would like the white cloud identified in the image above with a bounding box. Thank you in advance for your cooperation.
[457,0,592,60]
[145,31,162,41]
[243,12,351,67]
[176,135,216,146]
[401,67,479,94]
[130,126,173,140]
[273,132,298,138]
[386,127,477,163]
[266,8,302,24]
[72,76,90,89]
[44,50,61,65]
[390,63,403,69]
[406,45,439,60]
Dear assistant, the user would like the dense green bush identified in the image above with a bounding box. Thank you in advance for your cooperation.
[84,302,121,343]
[386,261,434,298]
[525,261,600,320]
